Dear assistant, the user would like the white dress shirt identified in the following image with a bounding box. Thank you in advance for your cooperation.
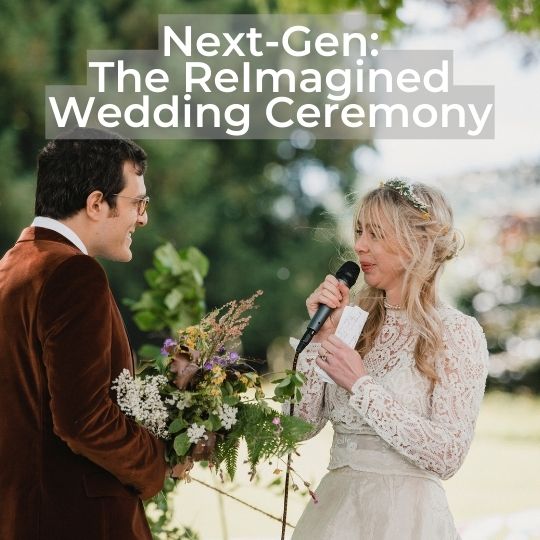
[32,216,88,255]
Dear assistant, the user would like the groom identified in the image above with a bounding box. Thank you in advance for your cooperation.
[0,129,168,539]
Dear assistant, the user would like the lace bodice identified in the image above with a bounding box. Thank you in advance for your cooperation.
[290,304,489,481]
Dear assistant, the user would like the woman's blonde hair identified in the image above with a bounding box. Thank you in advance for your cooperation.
[355,180,462,382]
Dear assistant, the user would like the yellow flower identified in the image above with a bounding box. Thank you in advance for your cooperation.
[214,374,227,385]
[178,325,209,350]
[234,371,250,385]
[209,365,226,385]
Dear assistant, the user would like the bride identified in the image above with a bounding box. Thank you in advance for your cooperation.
[290,179,489,539]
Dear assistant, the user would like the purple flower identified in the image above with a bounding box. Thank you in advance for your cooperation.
[228,352,239,362]
[161,338,177,355]
[203,362,213,370]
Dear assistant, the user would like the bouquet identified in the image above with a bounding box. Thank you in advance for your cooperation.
[112,290,311,481]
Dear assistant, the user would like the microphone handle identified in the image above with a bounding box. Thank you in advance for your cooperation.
[296,278,347,354]
[307,304,332,333]
[296,329,315,355]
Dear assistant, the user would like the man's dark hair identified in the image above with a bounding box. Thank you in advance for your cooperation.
[35,128,147,219]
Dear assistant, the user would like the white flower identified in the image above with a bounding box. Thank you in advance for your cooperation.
[112,369,169,439]
[218,404,238,430]
[176,394,191,410]
[187,423,207,444]
[187,423,207,443]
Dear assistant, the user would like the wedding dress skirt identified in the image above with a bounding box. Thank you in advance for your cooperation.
[292,432,460,540]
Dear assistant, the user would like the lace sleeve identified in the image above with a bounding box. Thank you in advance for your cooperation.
[282,341,328,439]
[349,315,489,480]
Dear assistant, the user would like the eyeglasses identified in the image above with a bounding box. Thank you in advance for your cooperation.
[113,194,150,216]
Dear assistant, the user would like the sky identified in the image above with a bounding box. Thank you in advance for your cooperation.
[360,0,540,180]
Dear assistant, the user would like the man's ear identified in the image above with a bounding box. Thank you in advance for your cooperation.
[85,191,106,221]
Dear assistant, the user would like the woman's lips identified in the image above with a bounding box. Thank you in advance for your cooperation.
[361,263,375,272]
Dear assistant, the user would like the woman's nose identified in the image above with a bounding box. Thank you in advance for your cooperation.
[355,234,368,253]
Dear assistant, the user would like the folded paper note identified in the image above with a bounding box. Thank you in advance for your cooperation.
[313,305,368,384]
[290,305,369,385]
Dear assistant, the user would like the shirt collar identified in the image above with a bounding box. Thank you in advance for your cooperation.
[32,216,89,255]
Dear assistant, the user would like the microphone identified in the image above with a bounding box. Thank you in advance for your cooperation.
[296,261,360,354]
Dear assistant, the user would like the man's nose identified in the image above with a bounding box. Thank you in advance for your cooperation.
[136,210,148,227]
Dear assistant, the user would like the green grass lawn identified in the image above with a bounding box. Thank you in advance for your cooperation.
[446,391,540,522]
[171,391,540,539]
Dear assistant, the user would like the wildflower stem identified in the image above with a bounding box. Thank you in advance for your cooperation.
[191,476,295,528]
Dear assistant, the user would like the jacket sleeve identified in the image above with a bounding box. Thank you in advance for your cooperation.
[348,315,489,480]
[38,255,167,499]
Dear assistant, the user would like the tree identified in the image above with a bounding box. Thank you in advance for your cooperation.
[0,0,384,359]
[1,0,537,360]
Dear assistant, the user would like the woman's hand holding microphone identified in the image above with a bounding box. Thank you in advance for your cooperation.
[306,274,368,393]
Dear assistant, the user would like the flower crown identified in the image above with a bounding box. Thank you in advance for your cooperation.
[380,178,431,220]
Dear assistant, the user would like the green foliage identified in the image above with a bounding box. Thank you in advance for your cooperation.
[135,137,361,361]
[271,369,307,403]
[213,402,312,479]
[129,242,208,539]
[127,244,312,537]
[126,284,313,475]
[0,0,380,363]
[269,0,405,40]
[125,243,208,334]
[454,218,540,393]
[496,0,540,34]
[173,433,192,457]
[213,434,240,480]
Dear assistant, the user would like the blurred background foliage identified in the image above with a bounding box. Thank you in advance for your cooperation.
[455,209,540,393]
[1,0,539,395]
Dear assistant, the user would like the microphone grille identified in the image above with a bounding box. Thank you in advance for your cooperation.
[335,261,360,288]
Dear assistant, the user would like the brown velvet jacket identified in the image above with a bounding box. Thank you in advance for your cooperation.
[0,227,168,540]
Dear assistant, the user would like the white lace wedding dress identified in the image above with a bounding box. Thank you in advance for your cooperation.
[289,304,489,540]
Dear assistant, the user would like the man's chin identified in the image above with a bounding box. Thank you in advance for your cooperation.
[100,249,133,263]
